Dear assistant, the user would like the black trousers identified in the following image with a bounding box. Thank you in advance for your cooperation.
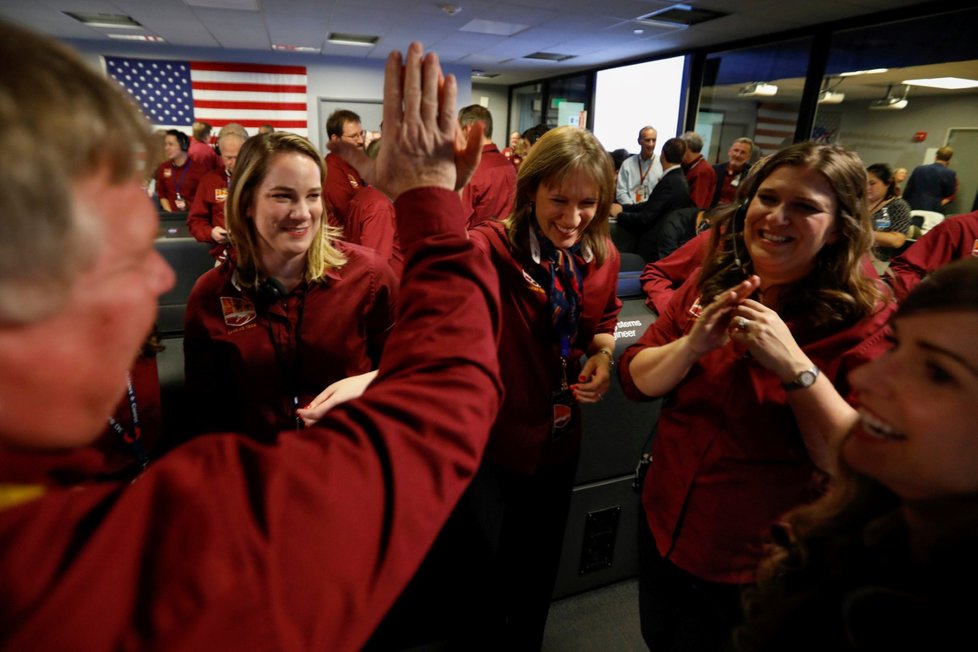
[366,456,579,651]
[637,510,745,652]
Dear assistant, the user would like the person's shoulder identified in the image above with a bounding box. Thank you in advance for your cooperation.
[349,185,392,207]
[188,159,211,175]
[200,168,224,185]
[190,263,232,298]
[468,220,508,252]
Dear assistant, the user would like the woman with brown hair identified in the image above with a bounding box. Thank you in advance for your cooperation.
[620,142,896,651]
[737,258,978,650]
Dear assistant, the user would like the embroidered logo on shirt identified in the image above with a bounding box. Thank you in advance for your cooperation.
[971,238,978,257]
[215,188,227,202]
[347,174,360,189]
[220,296,256,328]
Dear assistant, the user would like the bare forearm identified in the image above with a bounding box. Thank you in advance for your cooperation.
[786,377,858,474]
[873,230,907,249]
[627,336,701,397]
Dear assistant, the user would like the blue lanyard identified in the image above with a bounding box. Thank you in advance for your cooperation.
[173,160,191,196]
[107,375,149,468]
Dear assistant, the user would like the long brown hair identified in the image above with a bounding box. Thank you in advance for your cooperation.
[737,258,978,650]
[699,142,882,328]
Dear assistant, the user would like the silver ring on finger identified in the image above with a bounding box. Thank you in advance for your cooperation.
[735,316,750,332]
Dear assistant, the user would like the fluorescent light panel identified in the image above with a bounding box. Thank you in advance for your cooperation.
[273,44,320,53]
[107,33,165,42]
[902,77,978,89]
[460,19,528,36]
[327,33,379,47]
[838,68,888,77]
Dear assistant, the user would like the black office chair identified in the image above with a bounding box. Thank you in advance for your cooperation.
[154,237,214,336]
[619,251,646,273]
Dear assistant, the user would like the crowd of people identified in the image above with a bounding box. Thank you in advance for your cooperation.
[2,17,978,652]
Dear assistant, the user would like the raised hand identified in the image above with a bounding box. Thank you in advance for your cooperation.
[327,42,483,198]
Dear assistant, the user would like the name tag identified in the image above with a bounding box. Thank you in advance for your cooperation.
[215,188,228,202]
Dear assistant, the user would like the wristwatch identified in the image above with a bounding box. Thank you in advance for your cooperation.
[782,366,820,391]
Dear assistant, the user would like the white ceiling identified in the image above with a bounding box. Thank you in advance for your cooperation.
[0,0,940,85]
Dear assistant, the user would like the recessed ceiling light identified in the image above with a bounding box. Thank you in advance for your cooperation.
[902,77,978,90]
[838,68,888,77]
[273,44,320,53]
[460,19,528,36]
[472,70,500,79]
[326,33,379,47]
[64,11,143,29]
[107,33,165,42]
[635,4,727,29]
[633,28,645,34]
[184,0,259,9]
[524,52,576,62]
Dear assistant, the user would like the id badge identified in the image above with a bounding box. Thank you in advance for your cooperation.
[174,195,186,211]
[551,387,575,441]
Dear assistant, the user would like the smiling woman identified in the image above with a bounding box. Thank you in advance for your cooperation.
[620,141,897,651]
[369,125,623,650]
[737,257,978,651]
[182,132,398,442]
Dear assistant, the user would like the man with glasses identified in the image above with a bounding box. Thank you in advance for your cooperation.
[325,108,368,226]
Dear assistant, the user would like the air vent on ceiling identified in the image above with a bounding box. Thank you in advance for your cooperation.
[64,12,143,29]
[636,4,727,28]
[524,52,576,62]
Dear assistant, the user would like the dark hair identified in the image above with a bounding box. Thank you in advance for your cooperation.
[325,109,361,139]
[867,163,897,200]
[166,129,190,152]
[699,141,882,328]
[521,124,550,146]
[609,148,630,171]
[899,257,978,318]
[458,104,493,138]
[661,137,687,165]
[737,259,978,651]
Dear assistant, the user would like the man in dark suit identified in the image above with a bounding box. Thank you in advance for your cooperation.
[711,137,754,206]
[614,137,694,260]
[903,146,958,213]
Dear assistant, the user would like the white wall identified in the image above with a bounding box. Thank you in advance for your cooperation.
[823,92,978,214]
[471,82,511,150]
[66,39,472,152]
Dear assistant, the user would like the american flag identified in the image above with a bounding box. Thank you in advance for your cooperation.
[104,56,308,137]
[753,102,797,156]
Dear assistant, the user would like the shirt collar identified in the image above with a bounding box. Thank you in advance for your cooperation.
[529,227,593,264]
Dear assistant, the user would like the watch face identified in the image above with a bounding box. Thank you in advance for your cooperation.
[798,370,817,387]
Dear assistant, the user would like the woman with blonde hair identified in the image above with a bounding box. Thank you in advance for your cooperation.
[183,132,397,441]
